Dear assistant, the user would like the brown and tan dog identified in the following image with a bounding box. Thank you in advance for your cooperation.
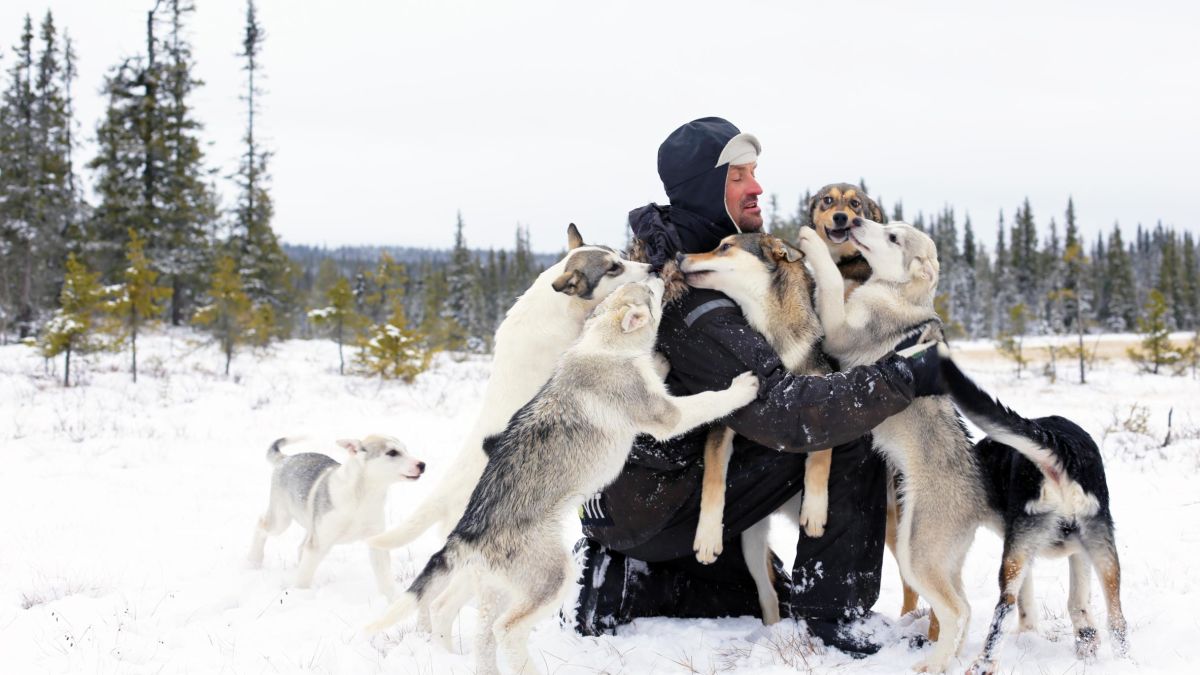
[807,182,937,640]
[807,182,887,296]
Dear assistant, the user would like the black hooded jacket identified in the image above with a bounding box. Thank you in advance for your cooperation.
[585,118,918,553]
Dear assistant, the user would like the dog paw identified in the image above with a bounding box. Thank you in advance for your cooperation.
[363,617,395,635]
[912,654,953,673]
[652,351,671,379]
[693,519,724,564]
[760,603,781,626]
[729,371,759,405]
[797,226,824,252]
[1074,627,1099,660]
[799,494,828,538]
[964,658,996,675]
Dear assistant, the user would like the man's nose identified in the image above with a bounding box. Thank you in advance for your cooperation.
[747,175,763,196]
[832,212,848,227]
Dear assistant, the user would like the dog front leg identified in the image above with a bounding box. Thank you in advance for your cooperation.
[644,372,759,441]
[798,449,831,537]
[295,535,330,589]
[797,228,848,334]
[694,426,734,564]
[367,545,396,600]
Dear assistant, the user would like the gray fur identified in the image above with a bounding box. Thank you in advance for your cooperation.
[366,278,760,675]
[248,435,425,598]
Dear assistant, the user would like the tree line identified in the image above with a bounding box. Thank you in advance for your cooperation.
[2,7,1196,384]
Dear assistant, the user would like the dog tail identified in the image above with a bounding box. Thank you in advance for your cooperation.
[937,345,1069,485]
[365,541,463,633]
[265,437,299,466]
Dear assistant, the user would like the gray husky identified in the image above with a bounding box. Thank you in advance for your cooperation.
[797,219,971,672]
[248,436,426,598]
[365,278,759,674]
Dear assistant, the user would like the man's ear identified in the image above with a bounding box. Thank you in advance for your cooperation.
[336,438,364,455]
[620,304,651,333]
[552,270,582,296]
[567,223,585,250]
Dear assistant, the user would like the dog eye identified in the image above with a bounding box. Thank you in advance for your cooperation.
[386,449,400,457]
[607,262,622,275]
[719,243,732,252]
[823,196,833,205]
[850,199,860,208]
[888,233,899,244]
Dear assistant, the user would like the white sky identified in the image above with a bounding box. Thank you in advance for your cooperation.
[3,0,1198,253]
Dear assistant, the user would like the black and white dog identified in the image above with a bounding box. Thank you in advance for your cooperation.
[938,349,1129,674]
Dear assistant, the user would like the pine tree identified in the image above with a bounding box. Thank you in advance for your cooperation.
[1,16,39,337]
[356,304,431,383]
[106,228,171,382]
[996,303,1030,378]
[39,253,105,386]
[229,0,293,336]
[442,211,476,350]
[308,276,365,374]
[1127,289,1182,374]
[193,255,252,375]
[159,0,218,325]
[1182,233,1199,329]
[1105,224,1137,331]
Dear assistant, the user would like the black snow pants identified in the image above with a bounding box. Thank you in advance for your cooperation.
[574,436,888,635]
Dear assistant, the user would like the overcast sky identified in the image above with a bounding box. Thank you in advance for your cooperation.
[3,0,1198,253]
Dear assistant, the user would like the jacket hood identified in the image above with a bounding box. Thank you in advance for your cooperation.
[657,117,742,231]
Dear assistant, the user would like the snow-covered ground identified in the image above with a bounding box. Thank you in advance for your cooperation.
[2,331,1197,674]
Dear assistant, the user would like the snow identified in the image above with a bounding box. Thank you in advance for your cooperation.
[1,330,1197,674]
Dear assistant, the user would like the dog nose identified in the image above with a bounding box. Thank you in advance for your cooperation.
[851,216,863,228]
[416,462,426,473]
[832,212,848,227]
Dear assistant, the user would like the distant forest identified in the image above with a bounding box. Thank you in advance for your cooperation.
[2,4,1197,374]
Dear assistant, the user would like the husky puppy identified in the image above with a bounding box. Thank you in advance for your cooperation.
[677,233,831,624]
[939,352,1128,674]
[369,224,650,553]
[807,182,888,297]
[366,278,760,675]
[248,436,426,598]
[798,219,974,672]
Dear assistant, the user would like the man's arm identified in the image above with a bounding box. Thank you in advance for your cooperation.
[660,301,916,453]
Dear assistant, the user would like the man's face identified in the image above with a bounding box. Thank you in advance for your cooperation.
[725,162,763,232]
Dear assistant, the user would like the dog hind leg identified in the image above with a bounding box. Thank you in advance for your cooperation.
[1085,527,1129,658]
[492,554,570,675]
[295,533,331,589]
[248,497,289,568]
[968,543,1031,675]
[741,516,780,625]
[1017,571,1037,632]
[429,576,474,652]
[1067,551,1099,658]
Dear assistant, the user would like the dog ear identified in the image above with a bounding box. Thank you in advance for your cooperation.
[336,438,364,455]
[781,242,804,263]
[763,237,804,264]
[551,270,582,296]
[620,304,651,333]
[909,256,937,283]
[862,195,886,224]
[567,223,585,250]
[806,191,820,228]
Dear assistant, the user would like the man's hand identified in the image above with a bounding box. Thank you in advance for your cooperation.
[901,341,945,397]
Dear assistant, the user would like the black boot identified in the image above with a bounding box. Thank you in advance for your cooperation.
[801,610,889,658]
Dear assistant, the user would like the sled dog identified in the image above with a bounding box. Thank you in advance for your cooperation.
[368,224,650,555]
[366,278,759,675]
[248,436,426,598]
[938,351,1128,674]
[807,182,928,634]
[677,233,831,624]
[797,218,972,671]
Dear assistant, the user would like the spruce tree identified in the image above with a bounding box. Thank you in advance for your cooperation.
[442,211,476,350]
[1127,290,1182,374]
[107,228,171,382]
[193,255,252,375]
[229,0,293,336]
[356,304,431,383]
[308,276,365,374]
[0,16,38,336]
[1105,224,1137,331]
[39,253,105,386]
[159,0,219,324]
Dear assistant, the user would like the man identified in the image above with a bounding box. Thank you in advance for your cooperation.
[572,117,943,655]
